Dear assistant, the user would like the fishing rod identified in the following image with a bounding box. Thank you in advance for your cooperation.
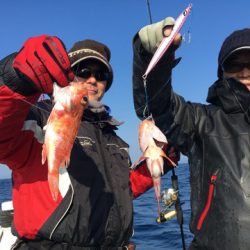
[142,0,153,118]
[146,0,153,24]
[144,2,192,250]
[156,170,186,250]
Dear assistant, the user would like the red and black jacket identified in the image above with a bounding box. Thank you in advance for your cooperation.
[0,53,178,248]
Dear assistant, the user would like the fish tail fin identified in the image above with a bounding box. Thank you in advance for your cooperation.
[152,176,161,216]
[48,172,59,202]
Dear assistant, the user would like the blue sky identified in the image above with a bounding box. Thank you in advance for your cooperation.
[0,0,249,178]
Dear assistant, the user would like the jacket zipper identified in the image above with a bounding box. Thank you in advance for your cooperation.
[49,182,74,239]
[196,170,219,230]
[95,125,125,242]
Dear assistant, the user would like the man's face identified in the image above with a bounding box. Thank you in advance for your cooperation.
[73,60,108,101]
[222,50,250,90]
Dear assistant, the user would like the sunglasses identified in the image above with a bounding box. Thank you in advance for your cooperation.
[222,61,250,73]
[75,68,109,81]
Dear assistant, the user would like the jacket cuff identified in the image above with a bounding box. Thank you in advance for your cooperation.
[130,163,153,199]
[0,53,38,96]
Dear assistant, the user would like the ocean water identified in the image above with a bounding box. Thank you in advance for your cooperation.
[132,163,193,249]
[0,178,12,205]
[0,163,193,249]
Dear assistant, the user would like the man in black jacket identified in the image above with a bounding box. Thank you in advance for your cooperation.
[0,36,179,249]
[133,17,250,249]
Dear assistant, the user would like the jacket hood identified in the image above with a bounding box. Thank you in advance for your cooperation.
[206,78,250,114]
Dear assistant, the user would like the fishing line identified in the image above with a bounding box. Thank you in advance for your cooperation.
[135,6,193,129]
[139,4,192,250]
[6,93,52,114]
[142,0,153,119]
[136,75,171,117]
[5,61,81,115]
[146,0,153,24]
[1,81,115,128]
[140,4,192,120]
[142,78,151,119]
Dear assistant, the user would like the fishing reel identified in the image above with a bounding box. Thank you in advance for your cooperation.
[156,187,179,224]
[155,173,186,248]
[162,187,178,207]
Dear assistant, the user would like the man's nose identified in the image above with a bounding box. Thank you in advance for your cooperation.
[241,67,250,76]
[86,76,97,84]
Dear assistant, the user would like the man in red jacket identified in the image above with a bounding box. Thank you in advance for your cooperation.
[0,35,179,249]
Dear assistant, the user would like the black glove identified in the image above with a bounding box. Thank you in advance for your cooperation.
[11,35,74,94]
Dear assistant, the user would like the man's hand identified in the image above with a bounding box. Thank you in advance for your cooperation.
[139,17,182,54]
[13,35,74,94]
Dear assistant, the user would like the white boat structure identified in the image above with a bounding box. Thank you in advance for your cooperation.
[0,201,17,250]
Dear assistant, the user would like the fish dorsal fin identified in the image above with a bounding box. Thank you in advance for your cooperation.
[139,119,167,152]
[151,125,168,144]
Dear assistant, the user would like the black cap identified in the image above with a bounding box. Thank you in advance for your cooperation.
[68,39,113,91]
[218,28,250,78]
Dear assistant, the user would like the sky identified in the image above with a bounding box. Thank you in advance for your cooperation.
[0,0,249,179]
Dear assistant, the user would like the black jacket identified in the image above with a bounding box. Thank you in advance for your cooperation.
[45,101,133,246]
[133,34,250,250]
[31,101,134,248]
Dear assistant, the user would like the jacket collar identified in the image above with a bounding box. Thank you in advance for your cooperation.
[83,100,123,127]
[206,78,250,114]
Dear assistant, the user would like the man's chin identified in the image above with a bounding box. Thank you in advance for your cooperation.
[87,94,100,102]
[238,80,250,91]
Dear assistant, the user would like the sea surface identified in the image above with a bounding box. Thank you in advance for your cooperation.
[0,163,193,250]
